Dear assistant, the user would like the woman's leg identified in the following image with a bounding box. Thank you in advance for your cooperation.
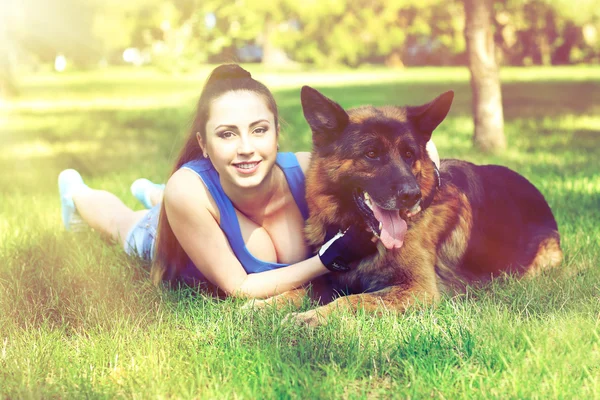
[72,190,148,248]
[147,186,163,207]
[130,179,164,209]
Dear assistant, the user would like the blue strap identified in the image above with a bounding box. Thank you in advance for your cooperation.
[276,152,309,220]
[180,152,308,274]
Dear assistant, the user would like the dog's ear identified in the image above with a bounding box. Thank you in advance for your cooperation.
[407,91,454,141]
[301,86,349,146]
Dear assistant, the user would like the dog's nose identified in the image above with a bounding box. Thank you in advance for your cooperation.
[398,185,421,208]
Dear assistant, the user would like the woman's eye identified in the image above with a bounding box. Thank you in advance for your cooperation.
[220,131,235,138]
[366,150,378,159]
[254,127,267,134]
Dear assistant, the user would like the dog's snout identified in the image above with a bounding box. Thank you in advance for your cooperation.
[398,185,421,208]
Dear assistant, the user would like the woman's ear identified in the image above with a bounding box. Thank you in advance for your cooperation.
[196,132,207,158]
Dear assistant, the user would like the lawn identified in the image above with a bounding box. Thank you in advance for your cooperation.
[1,65,599,399]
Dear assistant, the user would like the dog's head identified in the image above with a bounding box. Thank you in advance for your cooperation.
[301,86,453,250]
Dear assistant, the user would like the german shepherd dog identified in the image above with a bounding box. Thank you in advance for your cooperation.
[251,87,563,327]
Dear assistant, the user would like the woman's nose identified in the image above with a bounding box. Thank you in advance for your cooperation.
[237,135,254,155]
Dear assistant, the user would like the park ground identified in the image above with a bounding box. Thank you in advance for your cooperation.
[0,66,599,398]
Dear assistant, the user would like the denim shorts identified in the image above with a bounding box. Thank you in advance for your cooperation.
[124,204,160,261]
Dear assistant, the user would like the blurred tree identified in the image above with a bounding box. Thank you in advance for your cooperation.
[13,0,101,67]
[281,0,454,67]
[199,0,296,65]
[130,0,210,71]
[494,0,600,65]
[544,0,600,63]
[88,0,163,54]
[4,0,185,69]
[399,0,466,66]
[0,51,17,98]
[464,0,506,152]
[3,0,600,72]
[494,0,563,65]
[0,0,18,97]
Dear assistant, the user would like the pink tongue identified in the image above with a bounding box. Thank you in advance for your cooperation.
[372,204,407,250]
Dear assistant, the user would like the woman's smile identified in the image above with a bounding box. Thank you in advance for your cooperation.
[233,160,262,174]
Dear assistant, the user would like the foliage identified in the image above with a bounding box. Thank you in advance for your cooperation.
[3,0,600,69]
[495,0,600,65]
[269,0,466,66]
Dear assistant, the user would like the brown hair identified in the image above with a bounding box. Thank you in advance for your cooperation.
[151,64,279,286]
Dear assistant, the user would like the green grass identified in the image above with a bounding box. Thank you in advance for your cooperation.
[1,65,599,399]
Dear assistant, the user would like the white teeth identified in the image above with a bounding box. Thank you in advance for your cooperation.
[236,162,257,169]
[410,201,421,213]
[363,192,373,210]
[406,204,422,218]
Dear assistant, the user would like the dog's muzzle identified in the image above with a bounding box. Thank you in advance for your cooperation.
[352,189,382,237]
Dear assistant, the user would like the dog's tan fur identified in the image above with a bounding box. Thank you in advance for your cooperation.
[249,88,562,327]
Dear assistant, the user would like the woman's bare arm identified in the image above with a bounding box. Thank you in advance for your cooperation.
[164,169,328,299]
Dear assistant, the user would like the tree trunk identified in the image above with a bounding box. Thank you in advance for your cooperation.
[0,53,17,99]
[539,33,551,66]
[0,7,17,98]
[464,0,505,152]
[261,15,292,66]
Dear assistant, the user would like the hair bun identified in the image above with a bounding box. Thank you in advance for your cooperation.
[208,64,252,82]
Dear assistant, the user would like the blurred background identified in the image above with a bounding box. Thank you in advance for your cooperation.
[1,0,599,81]
[1,0,599,194]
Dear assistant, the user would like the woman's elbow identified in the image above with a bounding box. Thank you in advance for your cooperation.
[223,276,274,300]
[220,276,255,299]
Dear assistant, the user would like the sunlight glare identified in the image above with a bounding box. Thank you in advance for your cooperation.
[0,140,101,161]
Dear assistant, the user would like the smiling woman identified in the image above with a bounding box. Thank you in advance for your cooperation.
[57,64,381,299]
[201,91,279,192]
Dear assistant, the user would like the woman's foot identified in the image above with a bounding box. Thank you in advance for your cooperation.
[130,179,165,209]
[58,169,91,231]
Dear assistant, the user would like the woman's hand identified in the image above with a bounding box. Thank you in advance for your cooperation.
[318,226,378,272]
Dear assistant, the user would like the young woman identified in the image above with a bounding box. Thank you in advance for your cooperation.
[58,64,440,299]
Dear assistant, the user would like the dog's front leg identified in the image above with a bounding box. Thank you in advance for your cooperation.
[285,243,441,327]
[284,282,439,327]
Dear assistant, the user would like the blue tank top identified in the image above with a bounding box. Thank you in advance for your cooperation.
[177,152,309,281]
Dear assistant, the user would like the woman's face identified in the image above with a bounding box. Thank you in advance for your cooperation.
[201,90,278,191]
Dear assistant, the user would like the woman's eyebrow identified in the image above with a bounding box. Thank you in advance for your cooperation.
[249,119,270,127]
[214,124,237,131]
[214,120,269,131]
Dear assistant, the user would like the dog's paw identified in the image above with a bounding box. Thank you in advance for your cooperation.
[282,310,326,328]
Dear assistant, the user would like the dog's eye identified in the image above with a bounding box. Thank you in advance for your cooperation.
[365,150,378,159]
[404,151,413,159]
